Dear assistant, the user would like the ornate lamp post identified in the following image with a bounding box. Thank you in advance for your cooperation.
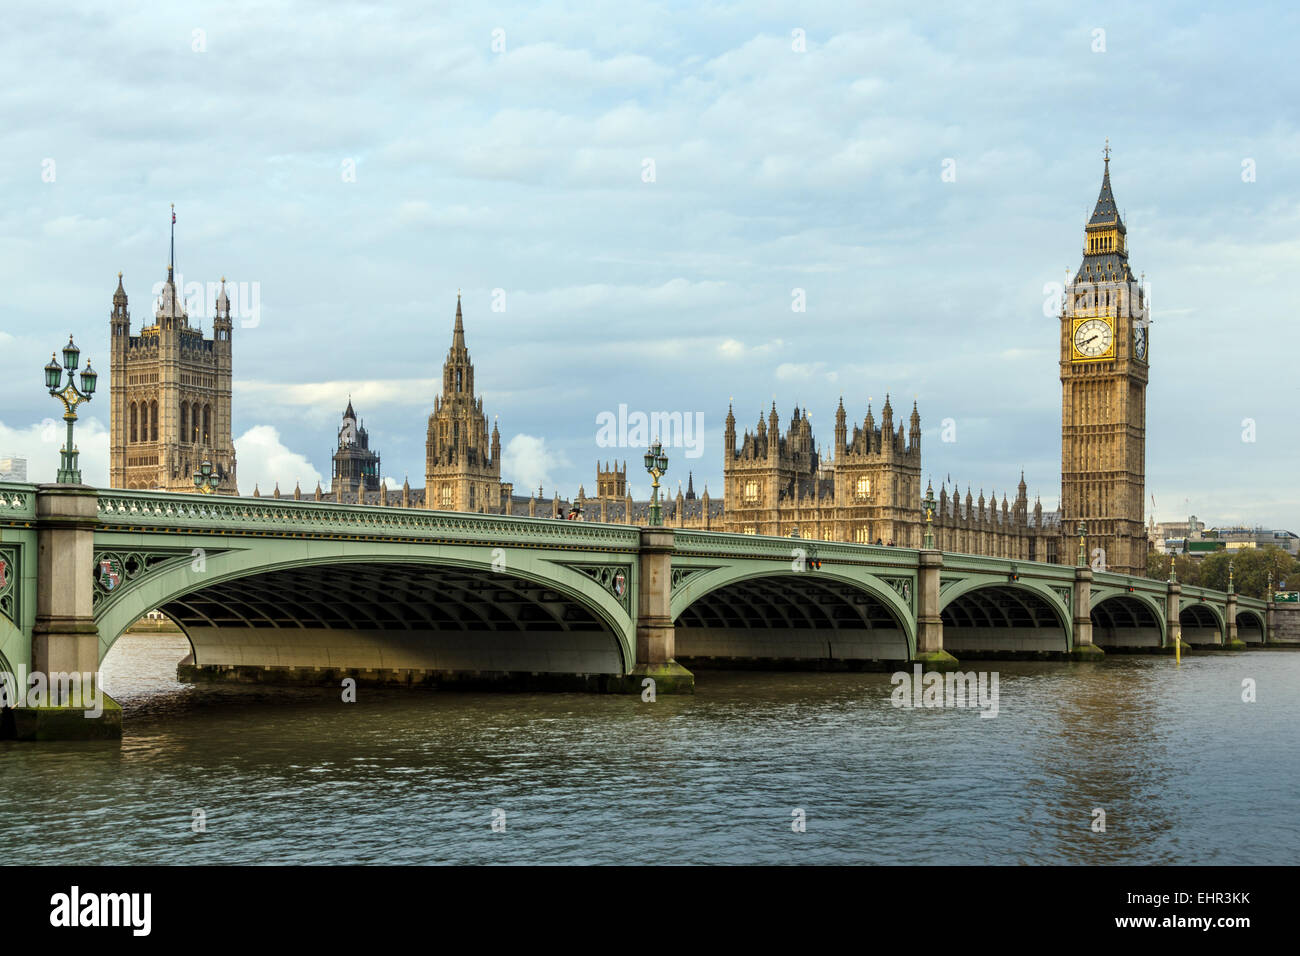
[1228,558,1235,595]
[193,460,221,495]
[922,484,937,550]
[44,335,97,484]
[643,438,668,527]
[1076,520,1088,567]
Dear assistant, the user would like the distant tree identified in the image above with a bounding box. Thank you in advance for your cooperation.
[1198,546,1296,599]
[1144,546,1300,598]
[1173,553,1204,588]
[1145,550,1168,581]
[1144,550,1205,587]
[1200,552,1231,592]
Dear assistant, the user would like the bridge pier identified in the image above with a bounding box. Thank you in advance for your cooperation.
[1166,580,1189,654]
[626,528,694,693]
[1070,567,1104,660]
[5,486,121,740]
[1224,591,1246,650]
[913,549,958,671]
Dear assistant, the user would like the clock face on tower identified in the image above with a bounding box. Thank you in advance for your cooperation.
[1133,323,1148,360]
[1072,317,1114,360]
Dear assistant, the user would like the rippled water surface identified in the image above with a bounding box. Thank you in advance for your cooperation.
[2,635,1298,864]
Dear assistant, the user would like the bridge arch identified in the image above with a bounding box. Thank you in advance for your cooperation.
[1236,608,1266,645]
[0,616,22,681]
[939,578,1071,655]
[1090,590,1166,649]
[92,542,636,678]
[1179,599,1225,647]
[670,563,915,665]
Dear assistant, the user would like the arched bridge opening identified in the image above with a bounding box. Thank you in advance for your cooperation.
[1237,610,1266,645]
[1180,603,1223,647]
[673,573,910,668]
[941,585,1068,656]
[148,561,628,680]
[1091,594,1164,649]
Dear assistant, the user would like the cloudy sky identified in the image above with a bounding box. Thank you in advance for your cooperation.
[1,1,1297,529]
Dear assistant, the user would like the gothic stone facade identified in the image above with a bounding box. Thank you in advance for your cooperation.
[108,263,238,494]
[1059,152,1149,576]
[717,398,1062,559]
[424,296,509,512]
[331,399,381,495]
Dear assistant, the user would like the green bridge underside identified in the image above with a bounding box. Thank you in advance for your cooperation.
[0,484,1270,683]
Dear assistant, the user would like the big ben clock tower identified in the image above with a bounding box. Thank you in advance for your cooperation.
[1060,143,1149,576]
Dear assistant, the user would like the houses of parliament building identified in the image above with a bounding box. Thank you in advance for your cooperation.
[108,153,1150,575]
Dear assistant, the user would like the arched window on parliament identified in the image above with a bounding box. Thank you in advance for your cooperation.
[202,405,211,445]
[149,401,159,442]
[743,480,759,503]
[440,484,453,508]
[180,404,189,444]
[129,403,138,443]
[456,369,462,393]
[854,526,871,543]
[855,476,871,500]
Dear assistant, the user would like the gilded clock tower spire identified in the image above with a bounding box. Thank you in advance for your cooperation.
[1059,144,1149,576]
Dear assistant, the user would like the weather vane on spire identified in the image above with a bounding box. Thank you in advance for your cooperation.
[1103,138,1111,163]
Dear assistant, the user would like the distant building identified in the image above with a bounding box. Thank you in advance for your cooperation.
[595,460,627,499]
[1151,519,1298,558]
[107,214,238,494]
[1148,516,1207,554]
[330,400,381,495]
[0,457,27,482]
[424,295,508,512]
[1206,526,1300,557]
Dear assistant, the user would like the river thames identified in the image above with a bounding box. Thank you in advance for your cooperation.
[2,635,1297,865]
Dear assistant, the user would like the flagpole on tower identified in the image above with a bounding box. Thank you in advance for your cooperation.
[170,203,176,274]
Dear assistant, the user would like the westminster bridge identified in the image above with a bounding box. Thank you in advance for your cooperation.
[0,483,1277,738]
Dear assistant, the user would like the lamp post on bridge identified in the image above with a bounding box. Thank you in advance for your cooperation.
[43,335,97,485]
[1077,521,1088,567]
[922,482,936,550]
[643,437,668,527]
[193,460,221,495]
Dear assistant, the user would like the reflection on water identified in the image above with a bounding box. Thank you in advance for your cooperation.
[1,634,1297,864]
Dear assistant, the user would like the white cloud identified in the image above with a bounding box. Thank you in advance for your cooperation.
[234,425,324,494]
[718,337,785,360]
[240,379,438,409]
[501,434,570,495]
[0,417,109,486]
[776,362,837,385]
[2,7,1298,532]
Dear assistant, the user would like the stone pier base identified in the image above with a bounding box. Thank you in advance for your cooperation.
[178,662,695,694]
[912,649,960,671]
[1068,644,1106,661]
[1,694,123,741]
[680,656,901,672]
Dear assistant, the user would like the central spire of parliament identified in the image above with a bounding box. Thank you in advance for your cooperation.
[424,294,505,512]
